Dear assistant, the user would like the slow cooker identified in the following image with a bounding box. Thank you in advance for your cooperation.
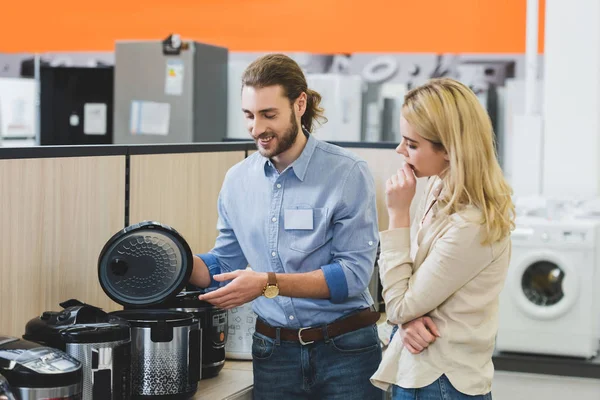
[98,221,202,399]
[22,299,131,400]
[0,336,83,400]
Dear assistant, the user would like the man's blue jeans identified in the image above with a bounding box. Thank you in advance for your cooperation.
[252,323,384,400]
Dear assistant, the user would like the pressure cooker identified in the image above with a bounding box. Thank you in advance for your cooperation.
[156,286,228,379]
[0,336,83,400]
[22,299,131,400]
[98,221,202,399]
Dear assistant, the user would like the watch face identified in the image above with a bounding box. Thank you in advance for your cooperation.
[264,286,279,299]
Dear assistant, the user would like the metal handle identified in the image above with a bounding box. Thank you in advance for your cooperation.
[188,324,202,384]
[176,290,205,298]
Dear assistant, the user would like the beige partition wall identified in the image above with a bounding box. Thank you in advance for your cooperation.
[129,151,245,255]
[351,148,427,232]
[0,156,126,338]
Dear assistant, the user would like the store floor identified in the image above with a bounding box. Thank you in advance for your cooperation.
[493,371,600,400]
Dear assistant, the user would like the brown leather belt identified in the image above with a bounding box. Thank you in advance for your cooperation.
[255,308,380,345]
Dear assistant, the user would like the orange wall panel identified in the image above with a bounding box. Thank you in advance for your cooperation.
[0,0,545,53]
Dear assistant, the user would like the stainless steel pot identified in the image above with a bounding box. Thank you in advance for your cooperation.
[110,310,200,399]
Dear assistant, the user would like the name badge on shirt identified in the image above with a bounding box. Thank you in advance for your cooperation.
[284,209,314,230]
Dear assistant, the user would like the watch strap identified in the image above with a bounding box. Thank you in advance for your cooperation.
[267,272,277,287]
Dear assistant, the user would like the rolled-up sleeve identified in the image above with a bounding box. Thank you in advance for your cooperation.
[321,161,379,303]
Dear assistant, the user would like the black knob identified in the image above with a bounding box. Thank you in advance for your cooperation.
[110,258,129,276]
[41,311,56,320]
[409,64,420,76]
[57,312,70,322]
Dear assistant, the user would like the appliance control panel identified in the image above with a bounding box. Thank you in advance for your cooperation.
[511,219,598,248]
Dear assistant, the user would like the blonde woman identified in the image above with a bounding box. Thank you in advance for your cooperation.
[371,78,515,400]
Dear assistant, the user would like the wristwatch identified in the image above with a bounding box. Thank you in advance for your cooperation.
[262,272,279,299]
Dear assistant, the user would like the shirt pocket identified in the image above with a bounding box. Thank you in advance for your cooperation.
[288,207,329,254]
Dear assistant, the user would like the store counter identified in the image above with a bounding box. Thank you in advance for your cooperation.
[194,361,253,400]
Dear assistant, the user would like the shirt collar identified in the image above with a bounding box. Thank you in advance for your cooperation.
[262,129,317,182]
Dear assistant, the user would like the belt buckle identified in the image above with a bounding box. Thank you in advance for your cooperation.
[298,327,314,345]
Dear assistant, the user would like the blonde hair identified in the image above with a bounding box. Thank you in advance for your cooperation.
[403,78,515,244]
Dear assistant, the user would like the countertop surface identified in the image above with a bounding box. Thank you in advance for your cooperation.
[194,360,253,399]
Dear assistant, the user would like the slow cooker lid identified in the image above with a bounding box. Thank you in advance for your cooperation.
[0,337,18,347]
[23,302,124,348]
[110,309,195,328]
[98,221,194,307]
[158,292,217,310]
[60,321,131,344]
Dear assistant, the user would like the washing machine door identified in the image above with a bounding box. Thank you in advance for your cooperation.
[511,251,579,320]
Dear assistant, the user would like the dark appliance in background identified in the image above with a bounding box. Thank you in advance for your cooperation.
[457,60,516,162]
[0,336,83,399]
[22,299,131,400]
[381,97,400,143]
[40,65,114,145]
[19,57,50,78]
[156,285,228,379]
[371,243,384,313]
[98,221,202,399]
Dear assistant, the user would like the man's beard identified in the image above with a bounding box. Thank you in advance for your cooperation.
[255,109,299,158]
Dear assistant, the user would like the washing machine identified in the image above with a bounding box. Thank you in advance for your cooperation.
[496,216,600,358]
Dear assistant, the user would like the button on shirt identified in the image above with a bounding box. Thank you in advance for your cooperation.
[198,133,379,328]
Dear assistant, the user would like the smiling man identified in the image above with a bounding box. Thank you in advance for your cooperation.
[188,54,383,399]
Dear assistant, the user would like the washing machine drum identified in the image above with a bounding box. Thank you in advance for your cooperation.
[521,260,566,306]
[512,254,578,320]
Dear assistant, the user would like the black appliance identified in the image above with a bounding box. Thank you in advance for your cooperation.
[40,65,114,145]
[22,299,131,400]
[456,60,516,165]
[0,373,16,400]
[0,336,83,399]
[157,287,227,379]
[98,221,202,399]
